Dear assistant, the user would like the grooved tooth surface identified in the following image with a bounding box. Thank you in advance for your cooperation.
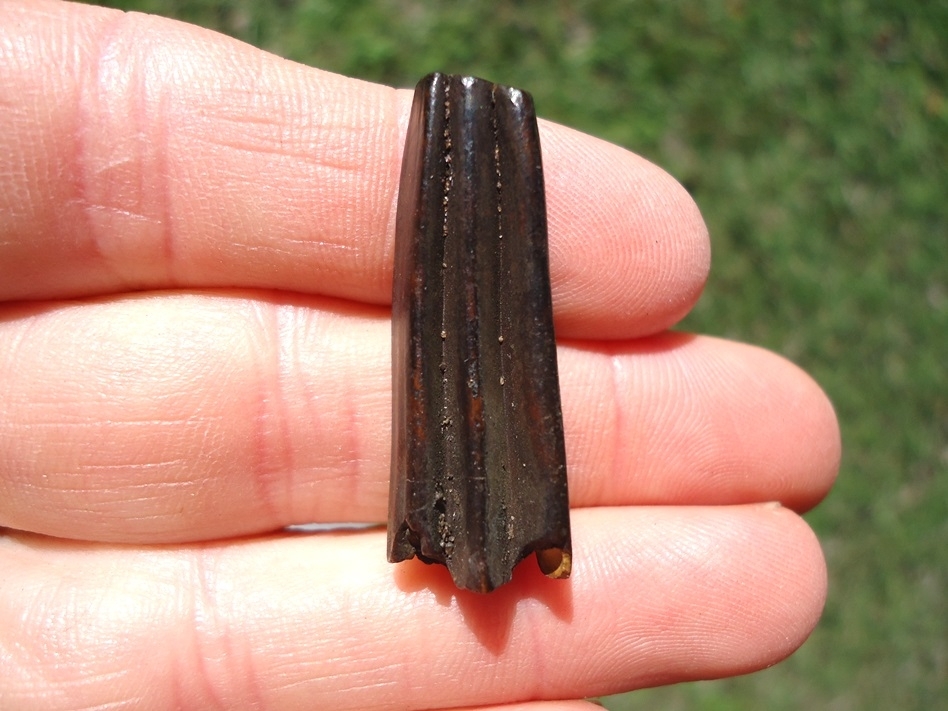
[388,73,570,593]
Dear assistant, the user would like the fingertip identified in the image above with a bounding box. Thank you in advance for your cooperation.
[542,123,711,338]
[812,378,842,502]
[669,339,840,512]
[760,351,842,512]
[760,503,828,634]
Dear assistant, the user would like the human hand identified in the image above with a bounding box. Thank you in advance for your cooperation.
[0,2,840,710]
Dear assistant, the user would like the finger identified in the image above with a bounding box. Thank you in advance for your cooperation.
[453,704,602,711]
[0,293,839,542]
[0,505,827,711]
[0,1,708,338]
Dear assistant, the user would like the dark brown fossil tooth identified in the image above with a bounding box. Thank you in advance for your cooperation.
[388,73,571,593]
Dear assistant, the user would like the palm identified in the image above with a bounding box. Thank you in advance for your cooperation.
[0,3,839,710]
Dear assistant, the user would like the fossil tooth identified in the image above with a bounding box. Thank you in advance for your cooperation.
[388,73,570,593]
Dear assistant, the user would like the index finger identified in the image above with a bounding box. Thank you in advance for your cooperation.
[0,1,709,339]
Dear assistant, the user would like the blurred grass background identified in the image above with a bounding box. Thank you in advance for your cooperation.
[84,0,947,707]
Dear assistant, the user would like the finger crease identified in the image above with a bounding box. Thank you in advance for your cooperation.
[247,301,296,524]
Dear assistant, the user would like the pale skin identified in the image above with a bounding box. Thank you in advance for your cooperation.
[0,2,841,710]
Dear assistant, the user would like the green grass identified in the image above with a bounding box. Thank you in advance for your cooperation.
[82,1,948,707]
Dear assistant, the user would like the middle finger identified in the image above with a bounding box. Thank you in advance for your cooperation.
[0,292,838,542]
